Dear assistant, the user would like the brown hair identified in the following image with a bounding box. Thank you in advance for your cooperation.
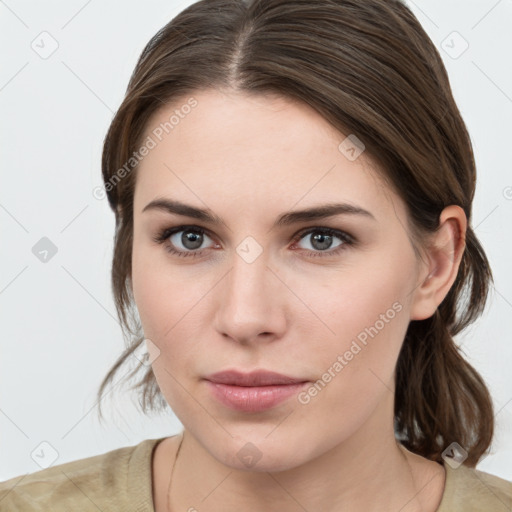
[97,0,494,467]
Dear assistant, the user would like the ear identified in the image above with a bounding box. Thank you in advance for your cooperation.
[409,205,467,321]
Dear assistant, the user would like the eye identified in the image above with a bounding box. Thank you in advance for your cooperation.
[153,225,217,258]
[292,227,354,257]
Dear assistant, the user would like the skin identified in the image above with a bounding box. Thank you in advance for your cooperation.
[131,89,467,512]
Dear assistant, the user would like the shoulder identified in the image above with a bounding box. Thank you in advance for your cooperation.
[437,463,512,511]
[0,437,165,512]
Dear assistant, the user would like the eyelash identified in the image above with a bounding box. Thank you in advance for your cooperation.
[152,225,355,259]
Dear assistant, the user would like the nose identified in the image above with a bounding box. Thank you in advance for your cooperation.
[213,249,287,345]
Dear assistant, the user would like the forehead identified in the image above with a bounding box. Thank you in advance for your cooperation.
[134,89,405,224]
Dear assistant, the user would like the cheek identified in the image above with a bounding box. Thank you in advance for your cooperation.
[291,274,411,442]
[131,244,208,423]
[131,241,176,338]
[300,258,413,388]
[131,248,198,410]
[131,241,211,347]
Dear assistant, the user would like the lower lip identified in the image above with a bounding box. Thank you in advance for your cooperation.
[205,380,308,412]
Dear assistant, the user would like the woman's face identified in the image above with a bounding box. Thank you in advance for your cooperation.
[131,89,428,471]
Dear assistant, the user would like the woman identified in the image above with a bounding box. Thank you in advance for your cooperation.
[2,0,511,510]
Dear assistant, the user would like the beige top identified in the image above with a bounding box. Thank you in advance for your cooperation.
[1,436,511,511]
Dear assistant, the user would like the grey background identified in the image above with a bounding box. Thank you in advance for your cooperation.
[1,0,511,481]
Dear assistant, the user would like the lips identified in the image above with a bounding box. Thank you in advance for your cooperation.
[203,369,309,412]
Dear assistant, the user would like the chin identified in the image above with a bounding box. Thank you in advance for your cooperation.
[207,433,314,473]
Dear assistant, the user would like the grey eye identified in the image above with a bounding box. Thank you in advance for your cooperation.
[170,229,213,251]
[297,231,344,252]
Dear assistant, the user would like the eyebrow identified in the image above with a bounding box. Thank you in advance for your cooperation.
[142,198,376,227]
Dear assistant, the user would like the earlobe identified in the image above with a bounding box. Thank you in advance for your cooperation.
[409,205,467,321]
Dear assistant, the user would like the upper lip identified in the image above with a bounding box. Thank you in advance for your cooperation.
[205,369,308,386]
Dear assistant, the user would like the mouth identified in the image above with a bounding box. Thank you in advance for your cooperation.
[203,369,309,412]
